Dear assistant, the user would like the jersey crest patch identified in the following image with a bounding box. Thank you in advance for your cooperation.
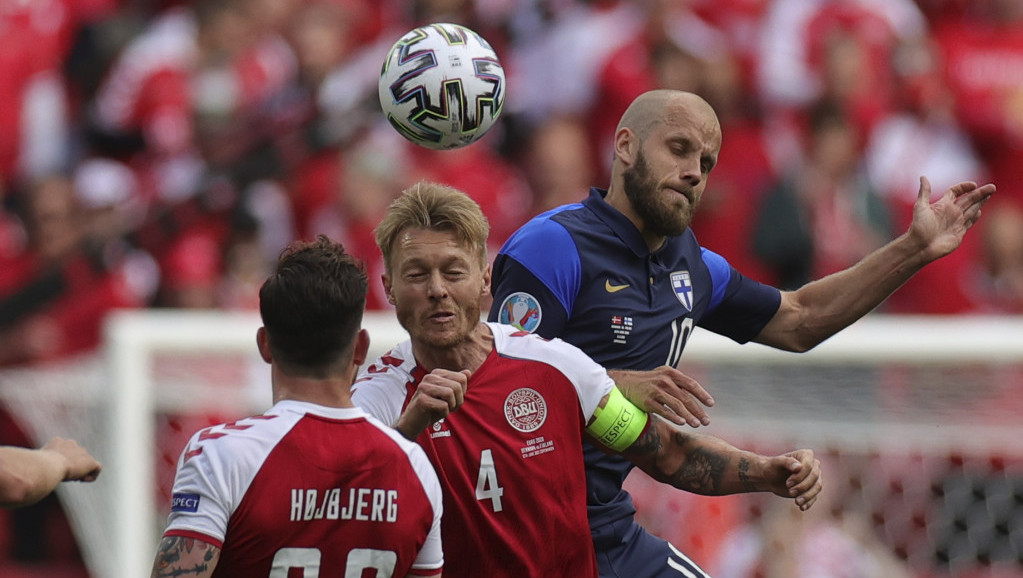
[498,292,542,332]
[504,388,548,432]
[670,271,694,312]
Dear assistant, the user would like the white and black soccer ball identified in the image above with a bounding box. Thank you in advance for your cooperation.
[378,23,505,150]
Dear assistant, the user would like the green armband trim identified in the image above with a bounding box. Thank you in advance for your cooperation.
[586,387,649,452]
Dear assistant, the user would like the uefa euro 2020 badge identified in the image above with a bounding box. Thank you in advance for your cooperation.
[498,292,542,332]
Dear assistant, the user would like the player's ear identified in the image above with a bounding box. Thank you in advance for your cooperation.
[614,127,636,165]
[352,328,370,368]
[481,263,492,296]
[256,327,272,363]
[382,274,395,305]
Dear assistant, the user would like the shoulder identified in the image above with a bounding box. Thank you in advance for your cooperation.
[352,342,418,424]
[500,205,584,258]
[175,410,304,482]
[490,324,614,418]
[490,324,610,384]
[354,341,417,390]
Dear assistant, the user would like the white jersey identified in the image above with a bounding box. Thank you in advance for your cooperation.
[164,400,443,577]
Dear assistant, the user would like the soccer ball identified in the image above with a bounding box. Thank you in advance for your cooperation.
[378,23,505,150]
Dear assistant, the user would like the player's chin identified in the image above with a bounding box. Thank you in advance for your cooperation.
[419,324,467,348]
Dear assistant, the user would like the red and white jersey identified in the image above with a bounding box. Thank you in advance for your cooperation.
[163,400,443,577]
[352,323,614,577]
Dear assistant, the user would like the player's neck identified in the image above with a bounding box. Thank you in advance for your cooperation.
[413,322,493,374]
[271,372,356,409]
[604,186,667,252]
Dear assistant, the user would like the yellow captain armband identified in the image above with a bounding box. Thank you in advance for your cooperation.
[586,386,649,453]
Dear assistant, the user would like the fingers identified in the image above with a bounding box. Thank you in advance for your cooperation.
[398,370,471,439]
[953,182,995,203]
[670,369,715,407]
[44,437,102,481]
[916,175,932,205]
[654,391,711,428]
[783,451,822,511]
[79,468,102,483]
[418,369,469,412]
[649,367,714,427]
[921,176,997,206]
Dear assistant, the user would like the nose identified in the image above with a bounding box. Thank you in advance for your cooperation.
[680,155,702,187]
[426,271,448,299]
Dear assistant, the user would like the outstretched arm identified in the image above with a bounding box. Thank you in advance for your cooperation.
[0,437,102,508]
[585,390,821,509]
[756,177,995,352]
[620,416,822,510]
[150,535,221,578]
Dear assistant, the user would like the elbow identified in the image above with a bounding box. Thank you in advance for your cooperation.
[786,338,818,354]
[758,333,818,353]
[0,474,40,508]
[767,320,830,353]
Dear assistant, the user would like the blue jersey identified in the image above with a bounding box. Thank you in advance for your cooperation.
[488,187,781,537]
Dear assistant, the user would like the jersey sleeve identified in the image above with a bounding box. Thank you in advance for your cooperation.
[352,352,414,427]
[489,217,580,338]
[699,248,782,343]
[406,442,444,573]
[163,431,233,546]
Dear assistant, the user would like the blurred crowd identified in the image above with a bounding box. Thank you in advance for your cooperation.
[2,0,1023,573]
[0,0,1022,373]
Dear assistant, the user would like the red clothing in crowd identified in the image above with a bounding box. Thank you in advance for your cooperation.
[935,19,1023,205]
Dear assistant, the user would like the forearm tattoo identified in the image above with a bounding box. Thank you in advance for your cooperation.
[737,457,757,492]
[624,425,728,493]
[625,420,663,455]
[152,536,218,577]
[668,442,728,494]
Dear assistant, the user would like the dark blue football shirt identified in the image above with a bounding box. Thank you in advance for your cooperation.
[488,187,782,537]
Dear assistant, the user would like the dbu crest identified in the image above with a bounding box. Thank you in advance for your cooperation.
[503,388,547,433]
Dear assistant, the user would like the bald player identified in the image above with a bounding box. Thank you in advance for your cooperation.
[490,89,995,577]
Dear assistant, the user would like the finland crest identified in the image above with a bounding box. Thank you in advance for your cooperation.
[498,292,542,333]
[670,271,694,312]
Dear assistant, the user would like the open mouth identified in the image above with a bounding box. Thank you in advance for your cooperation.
[428,311,456,323]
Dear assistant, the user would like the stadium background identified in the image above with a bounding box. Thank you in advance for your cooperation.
[0,0,1022,576]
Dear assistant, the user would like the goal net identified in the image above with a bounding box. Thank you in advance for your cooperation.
[0,311,1020,578]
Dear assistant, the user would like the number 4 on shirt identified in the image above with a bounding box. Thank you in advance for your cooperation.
[475,449,504,512]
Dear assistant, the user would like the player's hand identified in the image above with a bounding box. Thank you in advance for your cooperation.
[395,369,470,439]
[43,437,101,482]
[910,176,995,261]
[609,367,714,428]
[762,449,821,511]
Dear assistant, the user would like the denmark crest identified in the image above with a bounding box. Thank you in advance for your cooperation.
[504,388,548,432]
[670,271,693,312]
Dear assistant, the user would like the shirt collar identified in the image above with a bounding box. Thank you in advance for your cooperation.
[583,187,653,258]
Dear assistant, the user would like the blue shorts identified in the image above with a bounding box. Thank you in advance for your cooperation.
[593,519,711,578]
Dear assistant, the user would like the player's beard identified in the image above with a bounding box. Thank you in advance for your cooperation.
[399,297,482,351]
[622,148,698,237]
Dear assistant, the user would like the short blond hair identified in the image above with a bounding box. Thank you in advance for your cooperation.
[375,181,490,273]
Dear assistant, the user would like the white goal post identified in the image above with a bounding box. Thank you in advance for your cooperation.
[0,311,1020,578]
